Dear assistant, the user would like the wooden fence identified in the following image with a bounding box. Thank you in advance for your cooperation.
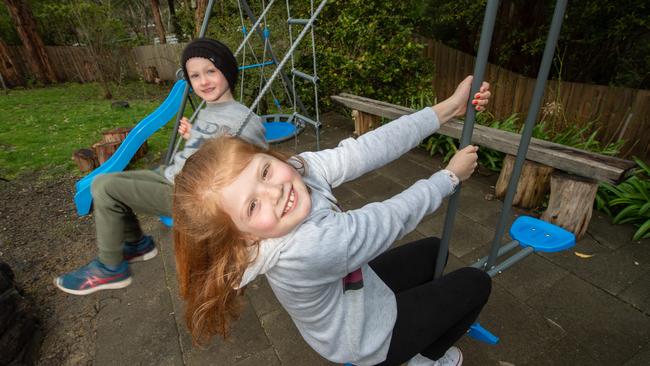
[5,41,650,160]
[419,37,649,160]
[6,44,183,84]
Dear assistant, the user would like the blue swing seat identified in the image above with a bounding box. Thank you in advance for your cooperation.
[509,216,575,253]
[263,113,301,143]
[265,121,297,142]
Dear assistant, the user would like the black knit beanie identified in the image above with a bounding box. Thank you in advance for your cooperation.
[181,38,238,90]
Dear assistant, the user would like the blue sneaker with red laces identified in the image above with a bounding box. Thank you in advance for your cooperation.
[54,259,131,295]
[123,235,158,263]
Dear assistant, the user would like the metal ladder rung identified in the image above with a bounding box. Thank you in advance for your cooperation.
[288,18,310,25]
[292,69,319,83]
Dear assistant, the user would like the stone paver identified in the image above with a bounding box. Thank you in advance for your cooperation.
[93,111,650,365]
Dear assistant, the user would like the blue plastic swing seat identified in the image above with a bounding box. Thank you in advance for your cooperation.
[264,121,297,142]
[509,216,575,253]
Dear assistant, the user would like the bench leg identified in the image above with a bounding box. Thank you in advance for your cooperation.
[351,110,380,136]
[541,171,598,239]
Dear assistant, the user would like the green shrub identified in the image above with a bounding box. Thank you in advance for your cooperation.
[314,0,433,108]
[596,158,650,241]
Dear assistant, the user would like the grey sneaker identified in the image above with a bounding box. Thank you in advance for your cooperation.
[434,346,463,366]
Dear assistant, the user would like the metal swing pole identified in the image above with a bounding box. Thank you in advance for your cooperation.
[164,0,216,165]
[484,0,568,270]
[434,0,500,279]
[238,0,309,118]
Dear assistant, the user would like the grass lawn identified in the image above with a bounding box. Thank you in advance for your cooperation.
[0,81,182,180]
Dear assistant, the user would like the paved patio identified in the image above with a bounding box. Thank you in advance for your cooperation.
[93,111,649,365]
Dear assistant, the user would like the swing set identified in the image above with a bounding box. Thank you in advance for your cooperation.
[347,0,575,363]
[72,0,579,362]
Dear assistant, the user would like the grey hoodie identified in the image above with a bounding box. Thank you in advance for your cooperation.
[239,108,455,365]
[164,100,267,183]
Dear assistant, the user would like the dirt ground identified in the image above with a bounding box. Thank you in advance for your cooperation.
[1,173,98,365]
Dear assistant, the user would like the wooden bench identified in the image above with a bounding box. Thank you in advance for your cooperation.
[331,93,636,238]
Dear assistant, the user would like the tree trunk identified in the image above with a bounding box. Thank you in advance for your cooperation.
[150,0,167,44]
[194,0,209,37]
[3,0,58,84]
[0,38,23,87]
[495,154,554,209]
[167,0,179,35]
[541,172,598,239]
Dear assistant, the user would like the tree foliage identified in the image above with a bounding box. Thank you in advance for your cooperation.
[314,0,433,106]
[417,0,650,89]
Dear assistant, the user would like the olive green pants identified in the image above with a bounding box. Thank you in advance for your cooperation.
[91,169,172,266]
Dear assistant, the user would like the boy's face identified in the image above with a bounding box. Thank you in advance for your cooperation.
[186,57,233,102]
[219,153,312,240]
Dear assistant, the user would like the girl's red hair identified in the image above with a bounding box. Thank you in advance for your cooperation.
[172,136,292,345]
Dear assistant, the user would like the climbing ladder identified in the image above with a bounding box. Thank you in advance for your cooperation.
[234,0,325,148]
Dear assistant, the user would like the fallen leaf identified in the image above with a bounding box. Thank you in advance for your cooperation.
[574,251,594,259]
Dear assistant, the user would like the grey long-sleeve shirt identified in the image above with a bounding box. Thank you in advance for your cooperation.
[164,100,267,183]
[239,107,455,365]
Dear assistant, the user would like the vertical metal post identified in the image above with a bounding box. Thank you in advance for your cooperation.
[434,0,501,278]
[485,0,567,269]
[164,0,216,165]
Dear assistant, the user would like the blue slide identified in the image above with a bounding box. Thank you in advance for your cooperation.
[74,79,187,216]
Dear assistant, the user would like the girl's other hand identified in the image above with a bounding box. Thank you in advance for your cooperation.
[449,76,491,116]
[179,117,192,140]
[445,145,479,181]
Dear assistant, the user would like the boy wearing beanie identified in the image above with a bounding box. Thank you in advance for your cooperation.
[55,38,267,295]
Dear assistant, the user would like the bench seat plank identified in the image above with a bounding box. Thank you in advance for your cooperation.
[331,93,635,184]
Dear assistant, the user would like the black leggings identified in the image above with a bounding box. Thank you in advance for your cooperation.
[369,237,492,366]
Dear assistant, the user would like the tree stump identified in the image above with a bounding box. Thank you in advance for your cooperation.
[143,66,160,84]
[71,148,98,172]
[541,172,598,239]
[102,127,131,143]
[99,127,148,162]
[351,110,380,136]
[495,154,554,209]
[92,141,121,165]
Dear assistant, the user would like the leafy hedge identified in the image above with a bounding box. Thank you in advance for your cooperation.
[312,0,433,108]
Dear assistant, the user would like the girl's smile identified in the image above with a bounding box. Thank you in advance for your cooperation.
[219,153,311,240]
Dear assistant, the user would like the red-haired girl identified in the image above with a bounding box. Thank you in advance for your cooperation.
[174,76,491,366]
